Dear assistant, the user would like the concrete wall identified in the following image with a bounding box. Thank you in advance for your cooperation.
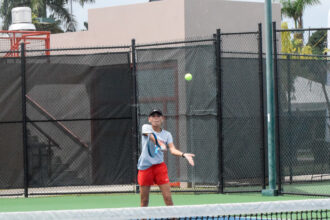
[185,0,281,37]
[50,0,281,48]
[51,0,185,48]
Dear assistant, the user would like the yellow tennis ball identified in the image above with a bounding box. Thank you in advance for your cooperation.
[185,73,192,81]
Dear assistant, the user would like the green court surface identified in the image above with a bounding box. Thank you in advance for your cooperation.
[0,193,327,212]
[282,182,330,195]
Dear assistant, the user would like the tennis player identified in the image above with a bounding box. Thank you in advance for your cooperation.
[137,108,195,207]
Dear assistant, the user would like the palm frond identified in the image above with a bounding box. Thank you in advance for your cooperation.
[1,0,94,31]
[31,0,46,17]
[74,0,95,7]
[48,2,76,28]
[280,0,321,29]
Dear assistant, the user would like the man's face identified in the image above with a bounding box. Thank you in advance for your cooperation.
[148,113,163,126]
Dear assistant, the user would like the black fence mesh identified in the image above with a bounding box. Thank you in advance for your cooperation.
[0,56,24,196]
[275,27,330,196]
[0,48,136,196]
[221,32,265,192]
[0,26,329,197]
[136,39,218,191]
[277,58,330,196]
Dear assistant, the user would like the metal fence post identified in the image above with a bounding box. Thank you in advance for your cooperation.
[272,22,282,194]
[258,23,267,190]
[131,39,139,194]
[287,54,293,185]
[261,0,278,196]
[20,43,29,198]
[215,29,224,193]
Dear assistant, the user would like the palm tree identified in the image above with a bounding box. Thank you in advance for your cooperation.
[281,0,321,29]
[0,0,95,31]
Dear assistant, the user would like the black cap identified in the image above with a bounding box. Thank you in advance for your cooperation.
[149,109,163,116]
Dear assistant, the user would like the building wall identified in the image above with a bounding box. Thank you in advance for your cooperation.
[185,0,281,37]
[50,0,281,48]
[51,0,185,48]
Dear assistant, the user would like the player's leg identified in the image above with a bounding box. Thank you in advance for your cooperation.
[140,185,151,207]
[154,162,173,206]
[138,167,154,207]
[159,183,173,206]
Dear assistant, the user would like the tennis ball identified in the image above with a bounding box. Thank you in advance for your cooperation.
[185,73,192,81]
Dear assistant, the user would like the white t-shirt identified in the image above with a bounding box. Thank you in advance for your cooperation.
[137,124,173,170]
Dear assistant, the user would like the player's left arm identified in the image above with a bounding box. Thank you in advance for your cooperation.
[168,143,195,166]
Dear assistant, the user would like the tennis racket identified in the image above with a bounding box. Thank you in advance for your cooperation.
[147,133,162,157]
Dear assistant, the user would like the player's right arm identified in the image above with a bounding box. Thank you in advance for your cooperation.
[142,124,152,136]
[142,124,157,143]
[141,124,166,150]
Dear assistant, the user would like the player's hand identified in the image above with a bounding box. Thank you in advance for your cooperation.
[183,153,195,166]
[159,140,167,151]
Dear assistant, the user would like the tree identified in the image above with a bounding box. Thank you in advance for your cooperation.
[0,0,95,32]
[32,13,64,33]
[307,30,327,55]
[280,22,313,59]
[281,22,294,55]
[281,0,321,48]
[281,0,321,29]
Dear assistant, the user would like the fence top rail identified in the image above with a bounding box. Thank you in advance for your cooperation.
[221,51,259,55]
[221,31,259,35]
[276,27,330,32]
[22,45,131,53]
[0,49,20,54]
[135,38,215,48]
[278,53,330,58]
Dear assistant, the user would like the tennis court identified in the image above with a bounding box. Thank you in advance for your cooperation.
[0,27,329,198]
[0,22,330,220]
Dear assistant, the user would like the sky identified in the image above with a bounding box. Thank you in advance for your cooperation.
[0,0,330,31]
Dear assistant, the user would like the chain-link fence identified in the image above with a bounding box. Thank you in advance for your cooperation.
[135,38,219,192]
[275,25,330,196]
[0,46,136,196]
[0,24,329,197]
[221,29,266,193]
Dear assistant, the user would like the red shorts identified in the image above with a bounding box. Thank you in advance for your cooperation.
[138,162,170,186]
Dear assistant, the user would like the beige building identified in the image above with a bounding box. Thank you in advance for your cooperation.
[50,0,281,48]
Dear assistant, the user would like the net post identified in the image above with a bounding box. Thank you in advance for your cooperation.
[261,0,278,196]
[131,38,140,194]
[20,43,29,198]
[215,29,224,193]
[257,23,267,190]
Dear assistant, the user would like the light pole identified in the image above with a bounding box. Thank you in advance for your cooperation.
[261,0,278,196]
